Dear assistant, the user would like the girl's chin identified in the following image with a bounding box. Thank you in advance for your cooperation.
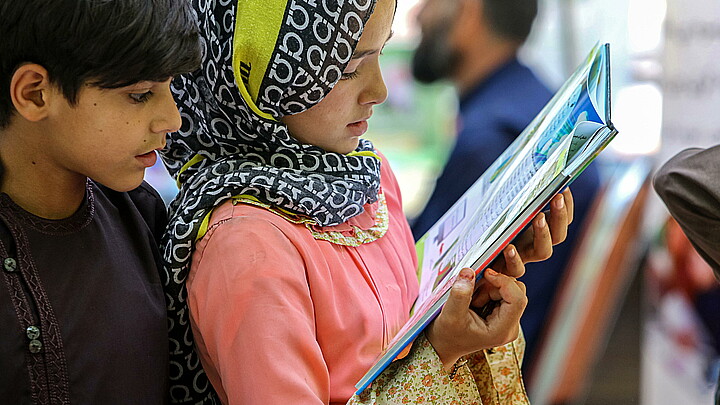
[341,141,361,155]
[322,139,360,155]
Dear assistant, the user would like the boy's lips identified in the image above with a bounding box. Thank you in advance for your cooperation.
[136,150,158,168]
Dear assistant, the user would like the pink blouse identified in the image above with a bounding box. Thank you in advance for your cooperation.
[187,158,419,404]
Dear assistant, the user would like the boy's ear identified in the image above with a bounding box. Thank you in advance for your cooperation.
[10,64,53,122]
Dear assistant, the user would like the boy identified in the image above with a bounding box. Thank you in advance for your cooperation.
[0,0,200,403]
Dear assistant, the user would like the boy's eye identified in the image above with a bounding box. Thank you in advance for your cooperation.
[129,91,153,103]
[341,71,359,80]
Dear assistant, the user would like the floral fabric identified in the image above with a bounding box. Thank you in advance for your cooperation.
[352,333,529,405]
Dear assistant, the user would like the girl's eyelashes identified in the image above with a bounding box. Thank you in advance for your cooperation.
[341,71,359,80]
[341,49,386,80]
[129,91,153,103]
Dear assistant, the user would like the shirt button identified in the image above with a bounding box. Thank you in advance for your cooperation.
[28,339,42,354]
[26,326,40,340]
[3,257,17,273]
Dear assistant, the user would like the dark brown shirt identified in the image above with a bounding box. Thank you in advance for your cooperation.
[0,181,169,404]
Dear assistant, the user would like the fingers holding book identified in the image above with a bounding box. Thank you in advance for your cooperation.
[426,264,528,372]
[546,189,574,244]
[473,245,523,304]
[560,188,575,225]
[491,211,552,272]
[423,189,573,377]
[498,188,575,270]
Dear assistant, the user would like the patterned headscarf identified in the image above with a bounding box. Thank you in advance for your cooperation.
[160,0,380,402]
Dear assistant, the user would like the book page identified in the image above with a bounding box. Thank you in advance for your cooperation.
[416,135,572,304]
[416,45,607,305]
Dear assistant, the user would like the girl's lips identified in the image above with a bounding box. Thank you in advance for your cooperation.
[347,120,369,137]
[136,150,158,168]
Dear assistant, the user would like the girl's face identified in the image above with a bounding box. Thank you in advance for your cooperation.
[281,0,395,154]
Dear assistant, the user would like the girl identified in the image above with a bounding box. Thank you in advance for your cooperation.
[161,0,572,403]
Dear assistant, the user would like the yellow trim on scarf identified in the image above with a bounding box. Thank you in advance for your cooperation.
[196,193,304,241]
[230,192,389,247]
[232,0,287,121]
[195,193,285,242]
[195,210,214,242]
[176,154,207,188]
[347,150,382,161]
[231,194,311,222]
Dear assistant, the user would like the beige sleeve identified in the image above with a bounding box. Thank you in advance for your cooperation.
[350,332,529,405]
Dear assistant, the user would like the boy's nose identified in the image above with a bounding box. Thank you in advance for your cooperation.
[152,87,182,134]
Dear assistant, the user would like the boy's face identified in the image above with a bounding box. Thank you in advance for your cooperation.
[281,0,395,154]
[43,79,180,192]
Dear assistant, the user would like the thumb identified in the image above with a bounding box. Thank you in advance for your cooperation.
[442,268,475,316]
[484,269,528,315]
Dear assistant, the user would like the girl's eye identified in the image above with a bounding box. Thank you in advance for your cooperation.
[341,71,359,80]
[129,91,153,103]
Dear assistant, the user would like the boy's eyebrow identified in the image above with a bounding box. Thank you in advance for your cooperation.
[351,31,394,60]
[121,78,173,89]
[125,81,156,88]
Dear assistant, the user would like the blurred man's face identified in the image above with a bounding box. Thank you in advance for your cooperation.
[411,0,461,84]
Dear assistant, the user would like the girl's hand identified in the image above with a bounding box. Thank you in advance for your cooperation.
[491,188,575,278]
[426,246,528,370]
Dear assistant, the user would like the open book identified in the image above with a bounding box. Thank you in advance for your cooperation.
[355,43,618,393]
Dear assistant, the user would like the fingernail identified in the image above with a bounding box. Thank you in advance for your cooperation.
[508,247,517,259]
[459,270,474,282]
[537,214,546,228]
[486,268,498,277]
[555,195,564,209]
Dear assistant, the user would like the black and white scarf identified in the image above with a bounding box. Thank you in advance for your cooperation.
[160,0,380,402]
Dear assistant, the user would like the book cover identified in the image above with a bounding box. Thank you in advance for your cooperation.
[355,42,618,394]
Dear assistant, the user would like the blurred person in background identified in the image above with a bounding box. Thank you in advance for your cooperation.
[655,146,720,403]
[409,0,602,370]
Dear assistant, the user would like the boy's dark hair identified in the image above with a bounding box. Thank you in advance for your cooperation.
[483,0,538,43]
[0,0,201,129]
